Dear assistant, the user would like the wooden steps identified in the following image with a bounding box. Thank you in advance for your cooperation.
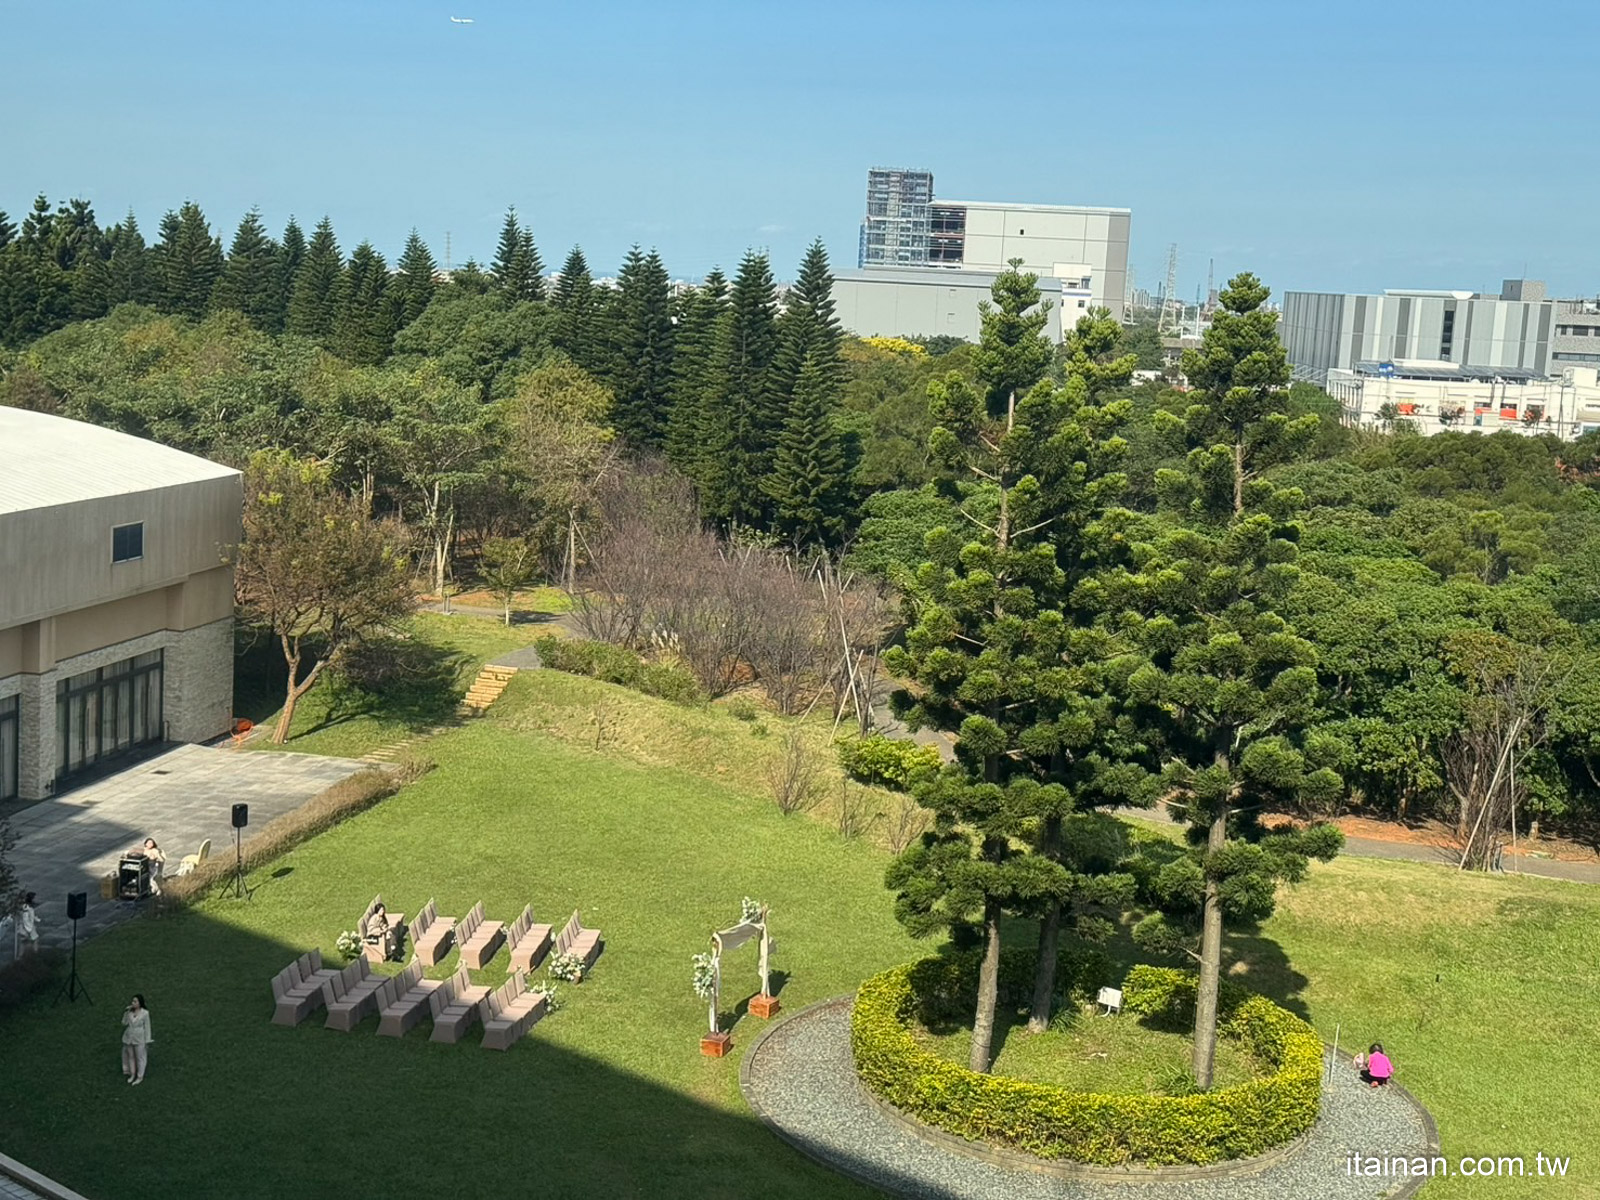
[459,664,519,715]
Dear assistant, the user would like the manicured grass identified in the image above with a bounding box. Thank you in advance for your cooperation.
[246,611,545,759]
[2,670,1597,1198]
[913,1006,1260,1094]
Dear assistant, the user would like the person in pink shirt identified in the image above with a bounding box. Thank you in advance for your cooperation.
[1359,1043,1394,1087]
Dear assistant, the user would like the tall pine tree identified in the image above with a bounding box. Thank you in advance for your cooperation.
[103,213,151,308]
[393,229,438,327]
[664,269,729,480]
[156,202,224,319]
[699,251,782,527]
[492,208,544,302]
[213,209,282,329]
[552,247,601,374]
[288,217,342,341]
[773,238,843,409]
[274,217,306,333]
[608,247,675,447]
[332,241,396,365]
[762,350,851,546]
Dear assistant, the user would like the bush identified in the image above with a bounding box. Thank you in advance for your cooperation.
[534,636,704,706]
[851,957,1323,1167]
[837,734,941,790]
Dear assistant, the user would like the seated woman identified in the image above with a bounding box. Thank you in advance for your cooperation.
[1359,1043,1394,1087]
[362,903,399,960]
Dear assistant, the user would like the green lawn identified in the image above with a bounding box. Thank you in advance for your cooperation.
[241,611,545,759]
[2,669,1597,1198]
[913,1005,1260,1095]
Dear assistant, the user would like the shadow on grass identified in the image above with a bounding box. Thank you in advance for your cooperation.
[0,908,932,1200]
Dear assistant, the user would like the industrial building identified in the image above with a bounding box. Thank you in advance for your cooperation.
[1326,361,1600,440]
[831,265,1066,345]
[0,409,241,802]
[856,167,1131,323]
[1283,281,1561,384]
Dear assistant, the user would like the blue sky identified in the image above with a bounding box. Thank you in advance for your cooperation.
[5,0,1597,298]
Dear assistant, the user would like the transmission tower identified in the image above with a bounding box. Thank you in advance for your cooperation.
[1158,244,1180,335]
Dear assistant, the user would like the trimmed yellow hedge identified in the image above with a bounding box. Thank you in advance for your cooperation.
[850,959,1324,1166]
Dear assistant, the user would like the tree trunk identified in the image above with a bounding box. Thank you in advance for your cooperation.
[1191,793,1229,1089]
[272,642,327,745]
[969,898,1004,1073]
[1233,440,1245,516]
[1027,898,1063,1034]
[503,596,511,626]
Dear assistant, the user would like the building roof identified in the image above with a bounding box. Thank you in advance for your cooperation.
[939,199,1132,216]
[1350,360,1545,383]
[0,408,239,516]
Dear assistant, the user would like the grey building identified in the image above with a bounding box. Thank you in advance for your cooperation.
[832,266,1065,344]
[1283,281,1556,384]
[0,409,241,802]
[855,169,1131,319]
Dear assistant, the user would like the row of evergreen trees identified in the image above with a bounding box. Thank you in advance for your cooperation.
[0,195,857,545]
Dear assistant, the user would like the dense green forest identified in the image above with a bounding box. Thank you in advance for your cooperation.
[5,191,1600,853]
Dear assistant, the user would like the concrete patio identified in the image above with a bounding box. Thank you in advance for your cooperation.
[5,743,372,953]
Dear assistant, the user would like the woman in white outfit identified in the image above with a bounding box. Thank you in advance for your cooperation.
[18,893,39,955]
[121,994,153,1085]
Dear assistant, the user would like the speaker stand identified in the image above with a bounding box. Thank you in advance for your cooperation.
[232,826,252,900]
[52,916,91,1006]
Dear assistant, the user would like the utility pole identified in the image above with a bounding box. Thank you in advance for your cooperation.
[444,231,453,274]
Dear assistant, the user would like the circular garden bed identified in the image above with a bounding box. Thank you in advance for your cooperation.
[850,952,1325,1167]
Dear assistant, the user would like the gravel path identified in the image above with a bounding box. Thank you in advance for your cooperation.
[743,999,1436,1200]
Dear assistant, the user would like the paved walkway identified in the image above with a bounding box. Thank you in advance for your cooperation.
[5,743,370,952]
[742,998,1436,1200]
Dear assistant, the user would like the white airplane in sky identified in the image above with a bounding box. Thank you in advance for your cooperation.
[450,16,474,23]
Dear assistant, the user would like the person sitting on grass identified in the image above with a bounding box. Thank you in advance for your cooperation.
[1359,1043,1393,1088]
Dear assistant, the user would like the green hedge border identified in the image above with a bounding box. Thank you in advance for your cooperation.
[850,959,1324,1167]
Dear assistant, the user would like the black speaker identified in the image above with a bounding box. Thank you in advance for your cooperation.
[67,891,87,920]
[232,803,249,829]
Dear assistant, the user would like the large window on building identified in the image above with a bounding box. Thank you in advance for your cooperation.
[56,650,164,783]
[0,695,17,802]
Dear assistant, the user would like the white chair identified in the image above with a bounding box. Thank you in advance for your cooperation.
[1096,986,1123,1016]
[175,838,212,876]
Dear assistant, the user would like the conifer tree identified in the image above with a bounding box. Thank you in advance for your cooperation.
[699,250,781,526]
[288,217,342,340]
[213,209,282,329]
[156,201,224,319]
[609,247,675,447]
[393,229,438,326]
[0,211,15,250]
[69,232,113,320]
[552,246,601,373]
[19,195,55,255]
[773,238,843,409]
[102,213,151,309]
[664,269,728,480]
[274,217,306,333]
[332,241,396,365]
[446,259,492,296]
[50,198,101,272]
[763,350,852,545]
[1113,274,1344,1088]
[491,208,545,302]
[884,263,1151,1071]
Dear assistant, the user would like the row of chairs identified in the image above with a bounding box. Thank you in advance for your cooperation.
[271,951,551,1050]
[360,895,598,975]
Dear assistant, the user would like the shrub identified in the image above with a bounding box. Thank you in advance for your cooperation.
[851,957,1323,1167]
[534,636,704,706]
[767,731,823,815]
[837,734,941,791]
[726,697,760,722]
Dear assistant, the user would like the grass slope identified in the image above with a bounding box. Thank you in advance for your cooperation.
[2,666,1597,1198]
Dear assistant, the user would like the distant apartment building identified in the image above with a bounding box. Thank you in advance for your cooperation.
[846,167,1131,343]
